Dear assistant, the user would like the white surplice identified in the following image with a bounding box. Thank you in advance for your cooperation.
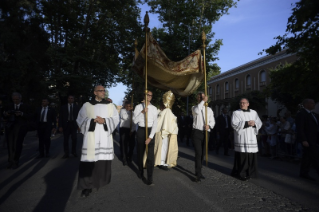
[77,102,119,162]
[231,109,262,153]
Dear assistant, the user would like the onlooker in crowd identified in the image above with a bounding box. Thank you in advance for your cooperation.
[59,95,80,158]
[3,92,32,169]
[296,99,319,181]
[279,117,292,155]
[177,112,186,143]
[35,98,56,158]
[259,115,270,156]
[119,102,135,166]
[285,111,295,126]
[265,117,278,158]
[215,108,231,156]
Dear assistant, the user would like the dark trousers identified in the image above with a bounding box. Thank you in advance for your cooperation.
[128,131,136,159]
[6,124,28,164]
[63,121,77,155]
[300,145,319,176]
[192,129,210,176]
[136,127,154,180]
[37,122,51,155]
[120,127,130,161]
[216,130,230,154]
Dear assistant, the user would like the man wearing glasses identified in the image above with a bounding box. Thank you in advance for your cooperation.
[133,90,158,186]
[76,85,119,197]
[231,98,262,181]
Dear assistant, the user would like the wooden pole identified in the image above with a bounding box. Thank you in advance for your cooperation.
[202,31,208,167]
[144,12,149,153]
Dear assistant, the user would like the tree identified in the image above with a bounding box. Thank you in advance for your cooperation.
[262,0,319,111]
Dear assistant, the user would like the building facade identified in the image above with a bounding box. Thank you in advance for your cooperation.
[207,50,297,117]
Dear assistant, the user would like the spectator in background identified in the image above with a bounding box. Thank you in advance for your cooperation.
[59,95,80,158]
[296,99,319,181]
[3,92,32,169]
[265,117,278,159]
[215,108,231,156]
[35,98,56,158]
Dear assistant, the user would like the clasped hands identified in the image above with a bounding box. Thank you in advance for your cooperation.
[247,120,255,127]
[94,116,105,124]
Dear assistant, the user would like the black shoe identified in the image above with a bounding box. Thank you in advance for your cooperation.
[62,154,69,159]
[300,175,316,181]
[72,153,78,157]
[137,173,144,179]
[195,176,201,183]
[12,163,19,169]
[81,189,92,197]
[36,154,45,159]
[238,176,248,181]
[6,163,13,169]
[146,179,155,186]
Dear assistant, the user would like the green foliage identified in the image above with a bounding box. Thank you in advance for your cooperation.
[230,90,266,112]
[262,0,319,112]
[0,0,142,106]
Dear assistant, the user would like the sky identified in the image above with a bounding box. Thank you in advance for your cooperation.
[108,0,299,105]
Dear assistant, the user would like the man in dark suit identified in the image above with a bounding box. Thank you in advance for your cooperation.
[296,99,319,181]
[59,95,80,158]
[177,112,186,143]
[3,92,32,169]
[35,98,56,158]
[216,108,232,156]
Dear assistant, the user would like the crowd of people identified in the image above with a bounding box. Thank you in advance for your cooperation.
[1,88,318,198]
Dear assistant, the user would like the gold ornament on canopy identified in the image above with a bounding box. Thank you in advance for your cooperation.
[162,90,175,109]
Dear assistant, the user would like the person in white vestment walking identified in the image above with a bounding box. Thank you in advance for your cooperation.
[231,98,262,181]
[76,85,119,197]
[152,91,178,170]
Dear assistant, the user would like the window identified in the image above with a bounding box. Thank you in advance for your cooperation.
[246,75,251,86]
[225,82,229,91]
[216,84,220,94]
[209,86,212,94]
[260,70,266,82]
[235,78,239,89]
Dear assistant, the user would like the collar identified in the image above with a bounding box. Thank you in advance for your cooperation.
[242,109,250,112]
[89,98,109,105]
[304,108,311,113]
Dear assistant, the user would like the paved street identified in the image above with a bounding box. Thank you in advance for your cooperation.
[0,132,318,212]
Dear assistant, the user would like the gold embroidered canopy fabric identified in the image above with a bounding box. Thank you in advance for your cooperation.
[132,32,204,97]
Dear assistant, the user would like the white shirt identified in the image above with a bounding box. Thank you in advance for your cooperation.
[133,103,158,139]
[120,108,135,131]
[40,107,48,122]
[192,101,215,132]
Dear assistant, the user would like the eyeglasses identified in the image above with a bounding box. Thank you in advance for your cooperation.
[239,102,248,104]
[147,94,152,97]
[96,90,105,92]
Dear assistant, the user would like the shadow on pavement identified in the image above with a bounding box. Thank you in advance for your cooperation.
[0,158,49,205]
[33,157,80,212]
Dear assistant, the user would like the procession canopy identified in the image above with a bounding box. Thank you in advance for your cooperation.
[132,32,204,97]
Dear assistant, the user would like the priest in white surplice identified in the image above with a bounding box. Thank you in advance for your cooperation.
[231,98,262,181]
[76,85,119,197]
